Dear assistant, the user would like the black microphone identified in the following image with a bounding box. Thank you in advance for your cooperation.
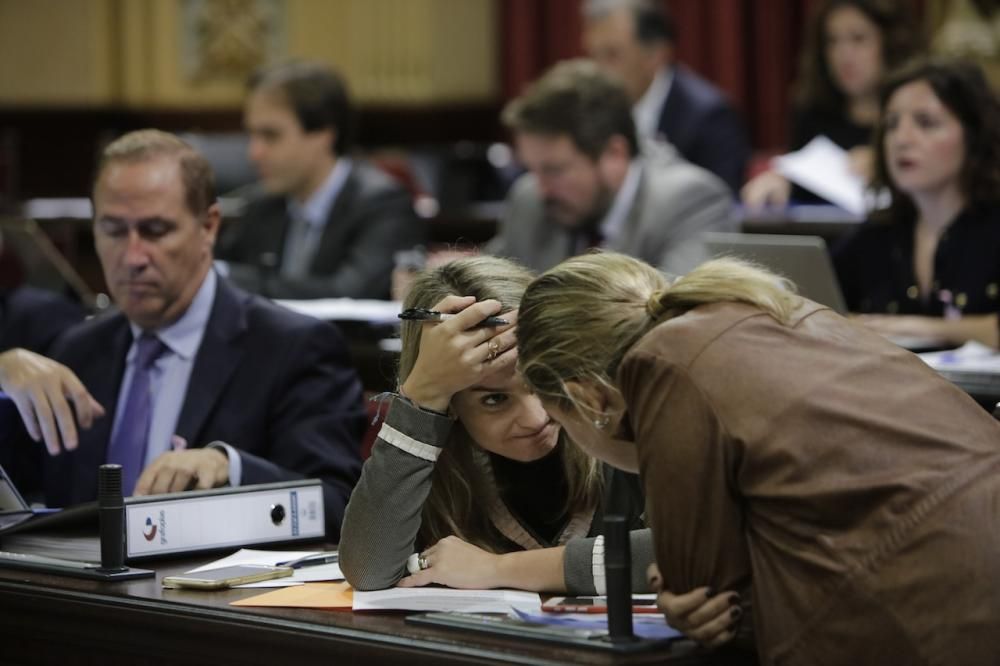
[604,515,637,642]
[98,464,127,572]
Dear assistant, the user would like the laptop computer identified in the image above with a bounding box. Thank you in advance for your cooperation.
[0,394,96,534]
[0,461,97,535]
[701,232,848,314]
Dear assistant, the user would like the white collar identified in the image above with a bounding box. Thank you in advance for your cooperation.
[128,268,217,362]
[599,160,642,244]
[287,158,353,228]
[633,66,673,142]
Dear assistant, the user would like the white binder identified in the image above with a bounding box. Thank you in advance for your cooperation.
[124,480,325,560]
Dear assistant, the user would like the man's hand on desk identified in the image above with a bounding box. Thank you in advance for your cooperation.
[0,348,104,454]
[133,447,230,496]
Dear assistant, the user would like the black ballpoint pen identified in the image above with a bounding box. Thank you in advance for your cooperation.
[275,553,339,569]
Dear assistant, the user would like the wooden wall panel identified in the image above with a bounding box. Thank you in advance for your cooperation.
[0,0,498,109]
[0,0,117,106]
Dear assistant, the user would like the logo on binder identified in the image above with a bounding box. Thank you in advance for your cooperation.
[141,510,168,544]
[143,517,157,541]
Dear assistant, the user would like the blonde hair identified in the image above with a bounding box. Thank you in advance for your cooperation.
[400,256,604,552]
[517,252,800,411]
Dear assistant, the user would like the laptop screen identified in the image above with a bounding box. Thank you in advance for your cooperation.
[702,232,848,314]
[0,462,33,530]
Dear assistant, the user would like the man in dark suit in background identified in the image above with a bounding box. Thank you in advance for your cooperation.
[0,286,83,354]
[582,0,750,193]
[0,233,85,354]
[218,61,423,300]
[0,130,365,539]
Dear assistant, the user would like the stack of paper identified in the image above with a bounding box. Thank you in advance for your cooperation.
[231,584,542,614]
[352,588,541,614]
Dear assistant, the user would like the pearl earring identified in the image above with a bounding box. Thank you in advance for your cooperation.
[593,415,610,429]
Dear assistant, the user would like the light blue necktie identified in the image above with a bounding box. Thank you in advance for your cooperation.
[281,209,316,279]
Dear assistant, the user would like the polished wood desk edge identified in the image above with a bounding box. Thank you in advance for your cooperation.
[0,578,553,665]
[0,574,713,665]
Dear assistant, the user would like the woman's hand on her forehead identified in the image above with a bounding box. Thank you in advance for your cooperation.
[400,296,518,413]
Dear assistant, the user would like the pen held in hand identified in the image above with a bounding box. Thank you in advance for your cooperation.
[399,308,509,328]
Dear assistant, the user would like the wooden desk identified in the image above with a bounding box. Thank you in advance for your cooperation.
[0,555,755,665]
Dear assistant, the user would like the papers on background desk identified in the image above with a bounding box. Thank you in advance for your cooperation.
[276,298,402,324]
[188,548,344,588]
[353,588,541,614]
[774,136,866,216]
[918,341,1000,373]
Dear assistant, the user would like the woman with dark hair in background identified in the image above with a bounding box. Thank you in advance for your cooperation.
[835,58,1000,347]
[742,0,922,208]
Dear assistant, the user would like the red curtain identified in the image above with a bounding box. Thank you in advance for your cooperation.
[500,0,823,151]
[501,0,585,99]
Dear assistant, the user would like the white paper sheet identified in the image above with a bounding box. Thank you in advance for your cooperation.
[919,341,1000,373]
[276,298,402,324]
[185,548,344,587]
[774,136,866,215]
[352,587,542,614]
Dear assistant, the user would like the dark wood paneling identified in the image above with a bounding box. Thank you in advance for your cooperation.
[0,103,504,200]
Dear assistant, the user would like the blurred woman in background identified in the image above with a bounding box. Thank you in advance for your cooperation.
[742,0,922,208]
[835,58,1000,348]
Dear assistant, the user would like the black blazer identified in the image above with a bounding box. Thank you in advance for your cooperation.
[218,160,424,300]
[0,286,84,354]
[656,66,750,194]
[10,276,366,540]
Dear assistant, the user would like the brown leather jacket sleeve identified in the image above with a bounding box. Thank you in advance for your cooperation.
[619,350,753,598]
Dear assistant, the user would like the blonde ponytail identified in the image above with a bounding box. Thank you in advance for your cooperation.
[647,257,799,324]
[518,252,801,409]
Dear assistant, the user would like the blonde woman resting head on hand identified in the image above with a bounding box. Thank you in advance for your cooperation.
[338,255,653,596]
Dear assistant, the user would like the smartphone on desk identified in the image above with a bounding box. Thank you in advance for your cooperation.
[162,564,293,590]
[542,595,660,614]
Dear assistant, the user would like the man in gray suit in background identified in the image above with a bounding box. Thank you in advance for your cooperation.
[487,59,734,276]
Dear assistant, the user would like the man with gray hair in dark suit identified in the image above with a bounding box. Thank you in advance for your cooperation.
[0,130,366,539]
